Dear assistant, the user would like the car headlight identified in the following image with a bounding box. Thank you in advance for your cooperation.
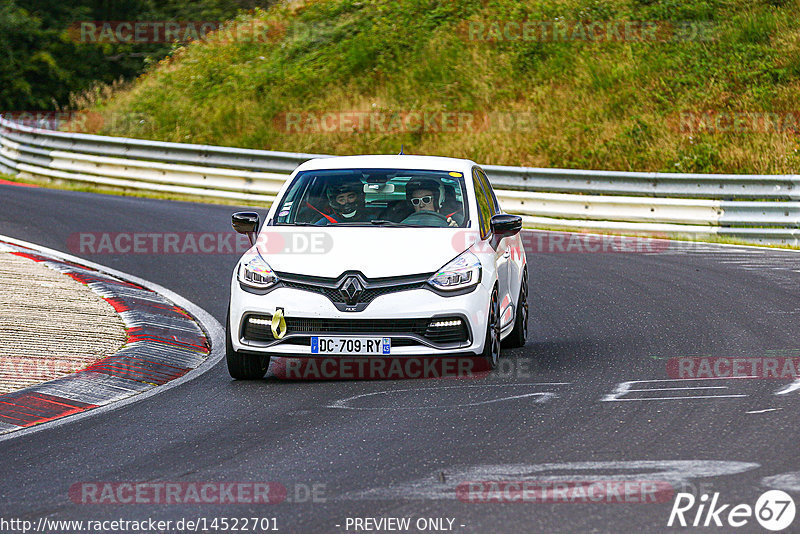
[428,250,481,291]
[238,255,278,289]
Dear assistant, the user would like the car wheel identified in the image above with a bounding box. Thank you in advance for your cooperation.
[503,267,528,349]
[482,287,501,370]
[226,308,269,380]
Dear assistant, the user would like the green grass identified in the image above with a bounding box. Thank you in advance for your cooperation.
[78,0,800,174]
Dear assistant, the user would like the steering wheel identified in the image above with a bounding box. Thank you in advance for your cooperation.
[401,210,451,227]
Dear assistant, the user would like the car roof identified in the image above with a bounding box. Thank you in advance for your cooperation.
[294,154,478,174]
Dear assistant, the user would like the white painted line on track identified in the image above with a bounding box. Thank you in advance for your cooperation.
[775,379,800,395]
[326,383,569,410]
[763,472,800,492]
[605,395,748,402]
[0,234,224,443]
[602,378,753,402]
[626,386,730,392]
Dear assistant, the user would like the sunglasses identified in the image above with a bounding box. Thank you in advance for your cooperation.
[410,195,433,206]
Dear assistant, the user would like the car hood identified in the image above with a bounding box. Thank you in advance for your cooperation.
[256,226,480,278]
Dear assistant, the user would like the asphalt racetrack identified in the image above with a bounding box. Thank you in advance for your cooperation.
[1,183,799,533]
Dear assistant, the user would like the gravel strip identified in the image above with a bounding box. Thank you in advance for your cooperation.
[0,253,127,394]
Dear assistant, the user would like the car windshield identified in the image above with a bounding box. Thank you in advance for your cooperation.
[272,168,470,228]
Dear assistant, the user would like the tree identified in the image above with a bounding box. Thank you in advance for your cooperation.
[0,0,274,112]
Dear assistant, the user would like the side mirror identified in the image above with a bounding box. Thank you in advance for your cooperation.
[491,214,522,237]
[232,212,260,246]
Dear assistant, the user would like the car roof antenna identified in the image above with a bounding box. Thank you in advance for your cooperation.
[398,144,404,155]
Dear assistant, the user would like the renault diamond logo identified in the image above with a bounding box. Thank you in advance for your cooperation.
[339,276,364,304]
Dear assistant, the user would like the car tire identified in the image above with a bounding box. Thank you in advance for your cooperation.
[481,287,501,370]
[503,267,528,349]
[226,308,270,380]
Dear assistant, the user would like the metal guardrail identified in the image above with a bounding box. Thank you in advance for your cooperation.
[485,165,800,200]
[1,116,798,245]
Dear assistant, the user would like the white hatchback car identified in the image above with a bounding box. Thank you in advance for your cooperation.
[227,155,528,379]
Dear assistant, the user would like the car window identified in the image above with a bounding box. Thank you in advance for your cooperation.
[472,169,492,239]
[272,168,470,228]
[476,167,500,215]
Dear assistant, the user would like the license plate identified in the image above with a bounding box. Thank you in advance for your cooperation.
[310,336,391,355]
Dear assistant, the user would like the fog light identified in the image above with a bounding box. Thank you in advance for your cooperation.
[430,319,462,328]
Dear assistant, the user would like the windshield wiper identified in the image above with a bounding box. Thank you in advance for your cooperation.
[327,220,422,227]
[369,219,417,227]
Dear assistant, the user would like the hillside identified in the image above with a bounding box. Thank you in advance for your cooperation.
[87,0,800,174]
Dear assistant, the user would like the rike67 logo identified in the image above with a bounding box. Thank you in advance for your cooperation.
[668,490,796,531]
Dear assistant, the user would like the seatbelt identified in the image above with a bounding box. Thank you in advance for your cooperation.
[305,202,338,224]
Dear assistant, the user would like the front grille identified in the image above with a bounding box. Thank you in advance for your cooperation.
[280,282,341,303]
[281,280,426,304]
[277,271,430,307]
[285,317,429,334]
[241,314,469,347]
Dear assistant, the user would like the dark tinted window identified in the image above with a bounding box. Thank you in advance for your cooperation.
[476,168,500,215]
[472,169,492,239]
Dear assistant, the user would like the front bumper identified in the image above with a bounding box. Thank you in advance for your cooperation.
[229,282,490,356]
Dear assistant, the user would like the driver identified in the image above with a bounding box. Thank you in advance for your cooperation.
[315,177,371,224]
[406,178,459,227]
